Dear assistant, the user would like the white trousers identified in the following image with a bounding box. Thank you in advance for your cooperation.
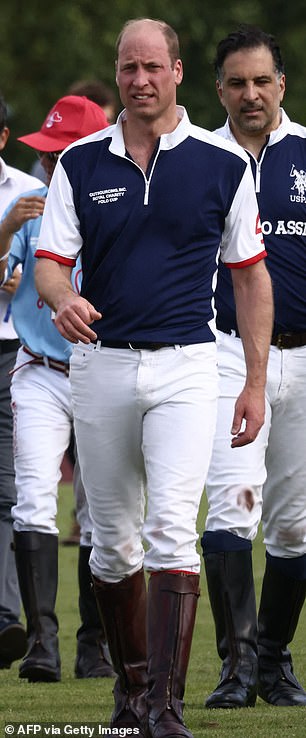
[70,342,218,582]
[11,347,92,539]
[205,332,306,558]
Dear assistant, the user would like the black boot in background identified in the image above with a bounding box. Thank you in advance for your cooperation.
[13,530,61,682]
[202,532,258,708]
[258,553,306,706]
[75,545,115,678]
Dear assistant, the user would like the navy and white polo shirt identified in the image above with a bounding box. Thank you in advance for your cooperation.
[36,106,265,344]
[214,110,306,334]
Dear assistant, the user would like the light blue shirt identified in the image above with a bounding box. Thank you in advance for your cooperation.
[3,185,81,361]
[0,158,44,339]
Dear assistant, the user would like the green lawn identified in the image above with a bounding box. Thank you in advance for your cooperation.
[1,483,306,737]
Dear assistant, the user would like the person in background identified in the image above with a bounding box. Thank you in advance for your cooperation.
[67,78,118,124]
[0,95,114,682]
[35,18,272,736]
[30,78,118,185]
[0,92,44,670]
[201,25,306,710]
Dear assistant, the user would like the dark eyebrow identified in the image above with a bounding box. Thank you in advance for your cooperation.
[227,74,273,84]
[227,76,245,83]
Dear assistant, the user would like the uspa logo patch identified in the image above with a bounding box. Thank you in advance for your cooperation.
[290,164,306,202]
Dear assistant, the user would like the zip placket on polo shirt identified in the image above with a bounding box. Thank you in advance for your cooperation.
[123,141,161,206]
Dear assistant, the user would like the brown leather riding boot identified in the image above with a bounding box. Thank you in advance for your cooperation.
[147,571,200,738]
[92,568,148,734]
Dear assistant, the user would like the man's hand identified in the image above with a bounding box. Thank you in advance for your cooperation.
[231,384,265,448]
[55,292,102,343]
[1,267,21,295]
[35,257,102,343]
[230,260,272,448]
[1,196,45,235]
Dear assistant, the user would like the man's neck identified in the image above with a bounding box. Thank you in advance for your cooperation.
[229,111,282,159]
[122,109,180,171]
[233,130,269,158]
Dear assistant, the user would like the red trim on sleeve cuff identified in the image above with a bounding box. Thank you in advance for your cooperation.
[225,249,267,269]
[34,249,76,267]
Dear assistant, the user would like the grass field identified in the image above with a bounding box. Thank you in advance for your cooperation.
[1,483,306,737]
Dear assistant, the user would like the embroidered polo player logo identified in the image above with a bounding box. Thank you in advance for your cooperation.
[290,164,306,197]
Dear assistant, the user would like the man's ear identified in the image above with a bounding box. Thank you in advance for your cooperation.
[0,126,9,152]
[216,80,226,109]
[174,59,183,87]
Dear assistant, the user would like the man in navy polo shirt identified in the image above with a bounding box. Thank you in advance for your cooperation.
[201,25,306,711]
[35,18,272,738]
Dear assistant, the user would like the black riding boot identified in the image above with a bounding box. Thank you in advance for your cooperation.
[75,546,115,678]
[147,571,200,738]
[258,553,306,706]
[13,531,61,682]
[202,534,258,709]
[93,568,148,734]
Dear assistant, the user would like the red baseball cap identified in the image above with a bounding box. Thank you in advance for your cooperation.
[17,95,109,151]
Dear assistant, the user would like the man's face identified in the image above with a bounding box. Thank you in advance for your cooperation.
[116,23,183,124]
[216,45,285,138]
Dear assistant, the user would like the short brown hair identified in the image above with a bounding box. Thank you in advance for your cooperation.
[67,79,117,111]
[116,18,180,69]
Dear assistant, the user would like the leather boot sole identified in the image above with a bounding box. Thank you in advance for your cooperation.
[75,639,116,678]
[206,697,256,709]
[19,662,61,682]
[258,681,306,706]
[149,709,194,738]
[0,623,27,663]
[75,661,115,678]
[111,708,148,735]
[205,678,257,709]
